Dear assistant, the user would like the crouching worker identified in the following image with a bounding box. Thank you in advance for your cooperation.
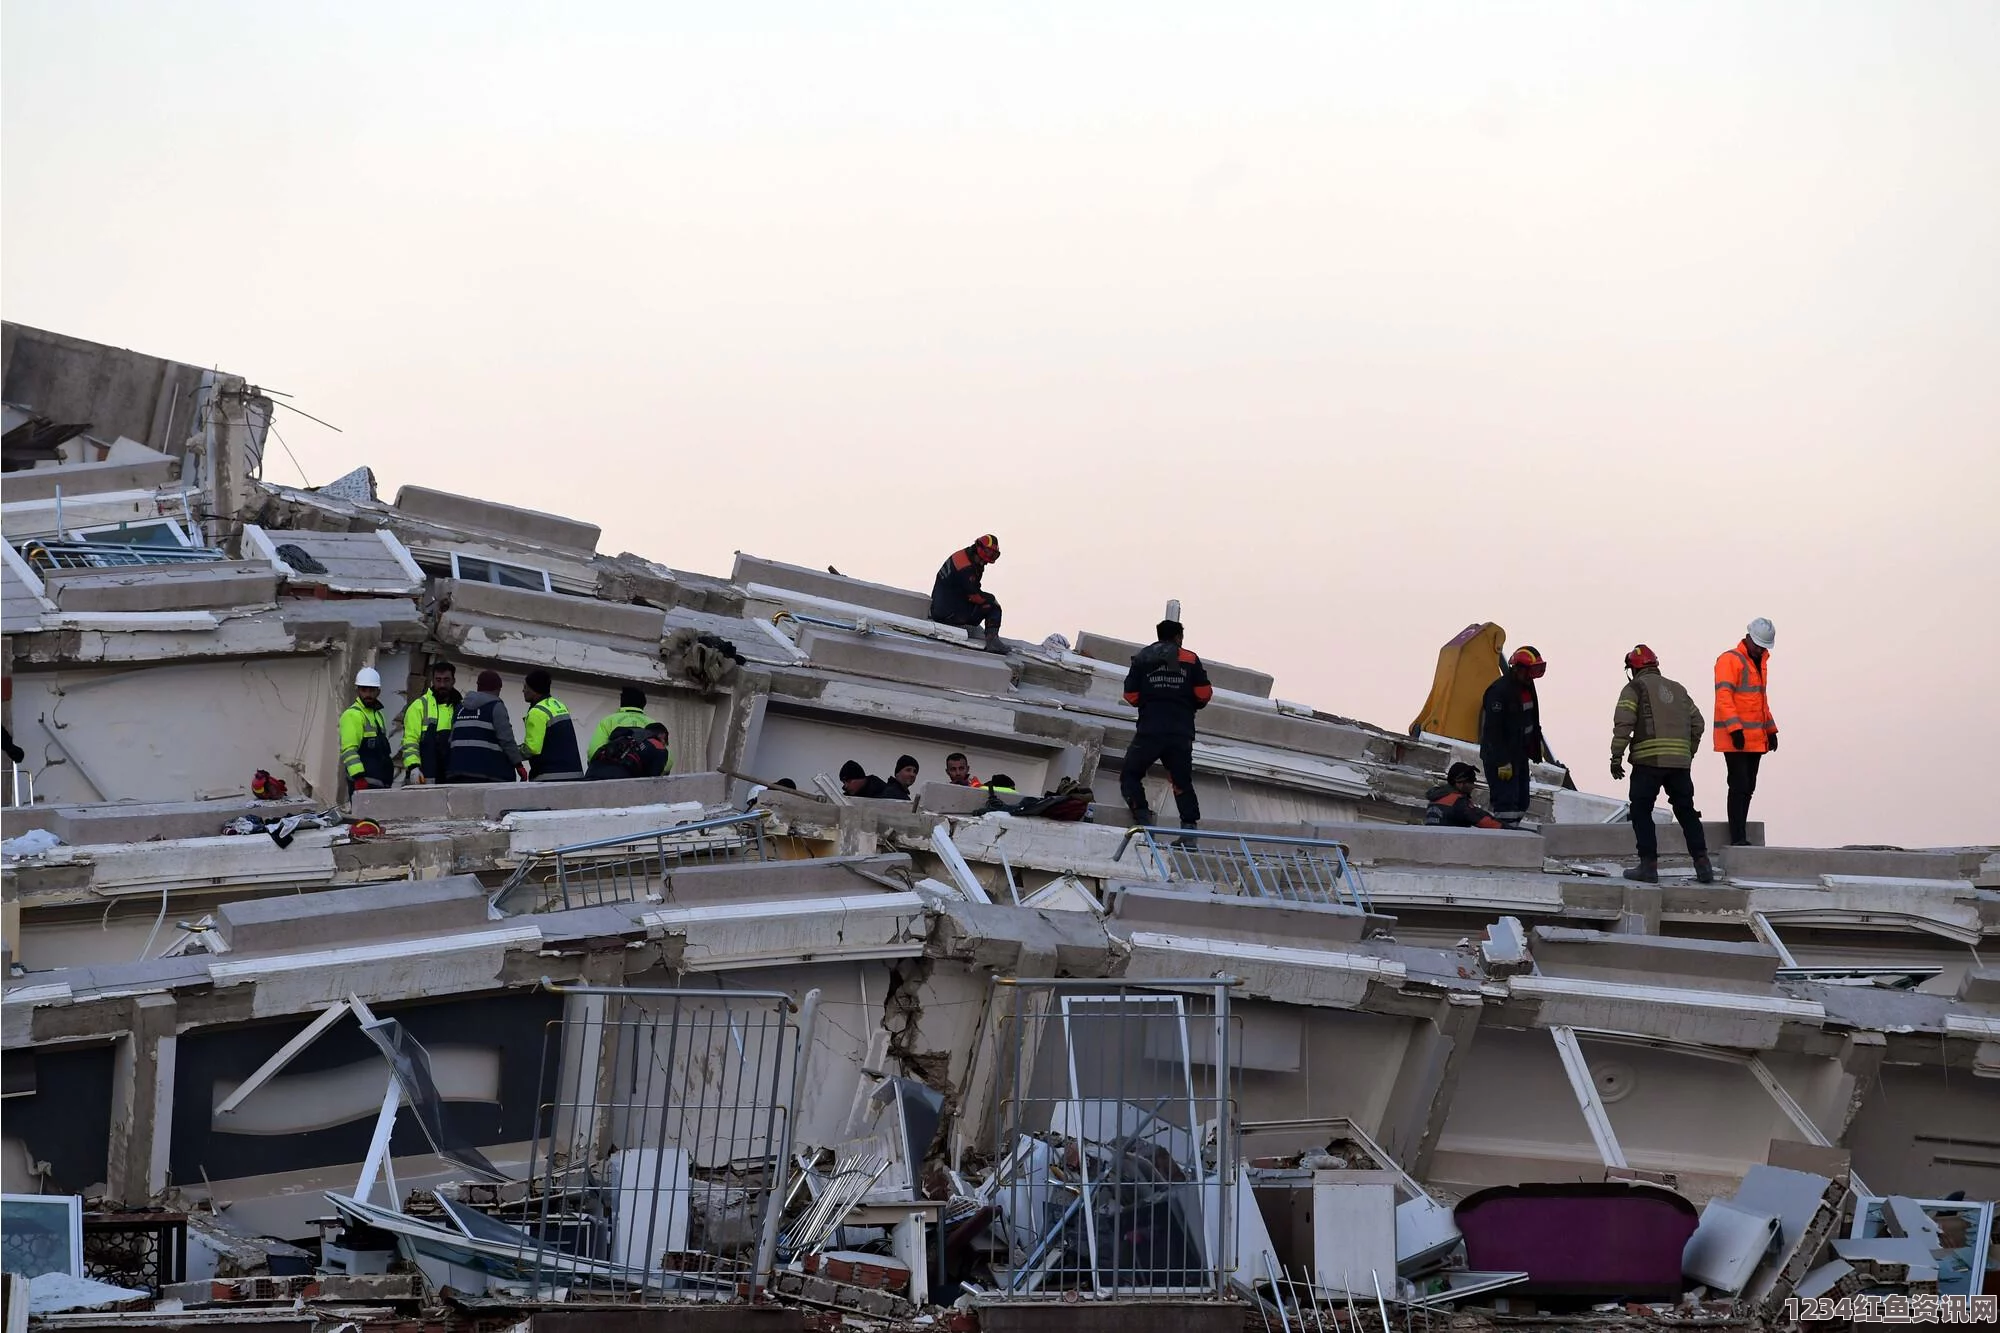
[1425,762,1502,829]
[586,721,672,781]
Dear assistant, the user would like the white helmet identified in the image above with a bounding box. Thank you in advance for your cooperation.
[355,666,383,688]
[1746,618,1775,650]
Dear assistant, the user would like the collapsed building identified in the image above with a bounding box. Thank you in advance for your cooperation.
[2,321,1997,1329]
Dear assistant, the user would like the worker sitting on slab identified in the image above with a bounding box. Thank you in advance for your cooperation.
[1425,762,1502,829]
[929,534,1007,653]
[1121,618,1214,840]
[881,755,920,800]
[401,659,458,785]
[340,667,395,797]
[839,759,888,799]
[1714,617,1778,847]
[945,752,983,788]
[1479,646,1548,825]
[1611,645,1714,884]
[520,670,584,781]
[445,670,528,783]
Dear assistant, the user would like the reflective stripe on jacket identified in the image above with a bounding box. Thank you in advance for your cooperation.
[1713,641,1776,752]
[589,707,654,761]
[339,700,394,784]
[402,691,455,770]
[524,697,585,780]
[1612,668,1704,770]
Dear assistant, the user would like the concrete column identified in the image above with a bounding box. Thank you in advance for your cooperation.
[1835,1031,1889,1144]
[105,995,177,1205]
[951,959,1055,1164]
[1373,994,1483,1177]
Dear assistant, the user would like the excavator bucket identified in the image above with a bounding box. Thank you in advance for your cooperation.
[1410,622,1506,743]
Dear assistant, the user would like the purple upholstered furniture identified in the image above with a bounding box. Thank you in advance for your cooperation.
[1453,1181,1701,1301]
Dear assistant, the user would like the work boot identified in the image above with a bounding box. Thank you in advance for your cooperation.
[1622,859,1659,883]
[1128,805,1155,829]
[1174,822,1200,850]
[981,633,1008,655]
[1729,837,1752,848]
[1692,854,1716,885]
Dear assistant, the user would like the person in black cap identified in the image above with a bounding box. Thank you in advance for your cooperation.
[1425,762,1503,829]
[881,755,920,800]
[839,759,887,799]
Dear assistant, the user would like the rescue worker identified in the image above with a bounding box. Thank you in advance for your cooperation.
[986,774,1018,793]
[1120,618,1214,838]
[1715,618,1778,847]
[401,660,458,785]
[945,752,983,788]
[839,759,888,799]
[587,722,672,780]
[339,667,395,796]
[930,534,1006,653]
[881,755,920,800]
[445,670,527,783]
[1425,762,1502,829]
[1479,646,1548,825]
[521,670,584,781]
[1611,645,1714,884]
[589,686,654,762]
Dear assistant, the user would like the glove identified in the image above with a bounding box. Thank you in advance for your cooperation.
[1766,732,1777,753]
[1497,764,1514,782]
[517,764,530,782]
[351,776,370,791]
[406,767,425,786]
[1730,729,1745,751]
[1610,760,1625,781]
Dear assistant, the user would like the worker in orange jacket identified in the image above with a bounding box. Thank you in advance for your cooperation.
[1714,618,1777,847]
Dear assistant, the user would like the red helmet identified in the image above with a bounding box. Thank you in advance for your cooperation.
[1624,644,1659,671]
[1508,646,1547,679]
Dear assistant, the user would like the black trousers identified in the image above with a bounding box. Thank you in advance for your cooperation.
[1483,756,1531,820]
[936,601,1002,637]
[1724,750,1762,842]
[1122,733,1200,826]
[1630,764,1708,860]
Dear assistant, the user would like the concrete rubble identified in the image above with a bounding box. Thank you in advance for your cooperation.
[4,321,1999,1329]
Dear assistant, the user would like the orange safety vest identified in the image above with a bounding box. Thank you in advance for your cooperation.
[1713,640,1777,753]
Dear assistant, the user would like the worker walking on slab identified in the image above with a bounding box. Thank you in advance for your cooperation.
[1715,618,1778,847]
[1610,645,1715,884]
[400,659,458,785]
[521,670,584,781]
[1425,762,1503,829]
[929,534,1007,653]
[1120,618,1214,838]
[445,670,528,783]
[339,667,395,797]
[1479,646,1548,825]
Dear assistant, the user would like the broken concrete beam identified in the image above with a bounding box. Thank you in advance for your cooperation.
[1528,925,1782,994]
[1724,845,1965,881]
[440,577,665,641]
[1308,821,1546,870]
[1958,966,2000,1004]
[52,796,319,846]
[394,483,600,553]
[1480,916,1530,974]
[730,552,933,620]
[504,801,708,853]
[796,624,1015,693]
[1541,820,1757,858]
[917,782,995,815]
[1106,882,1384,946]
[0,455,178,501]
[1073,630,1274,698]
[214,874,491,953]
[44,560,280,612]
[347,771,729,822]
[929,899,1124,976]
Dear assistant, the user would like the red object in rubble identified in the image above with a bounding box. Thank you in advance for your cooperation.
[251,770,289,800]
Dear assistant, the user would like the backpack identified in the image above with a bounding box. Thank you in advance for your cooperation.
[1010,779,1095,822]
[594,727,649,776]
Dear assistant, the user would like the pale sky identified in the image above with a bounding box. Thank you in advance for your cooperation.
[5,1,1996,848]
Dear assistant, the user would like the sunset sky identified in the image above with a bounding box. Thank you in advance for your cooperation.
[5,0,1995,847]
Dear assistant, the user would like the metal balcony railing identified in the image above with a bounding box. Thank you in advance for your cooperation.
[1114,826,1373,912]
[494,809,776,913]
[16,538,229,571]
